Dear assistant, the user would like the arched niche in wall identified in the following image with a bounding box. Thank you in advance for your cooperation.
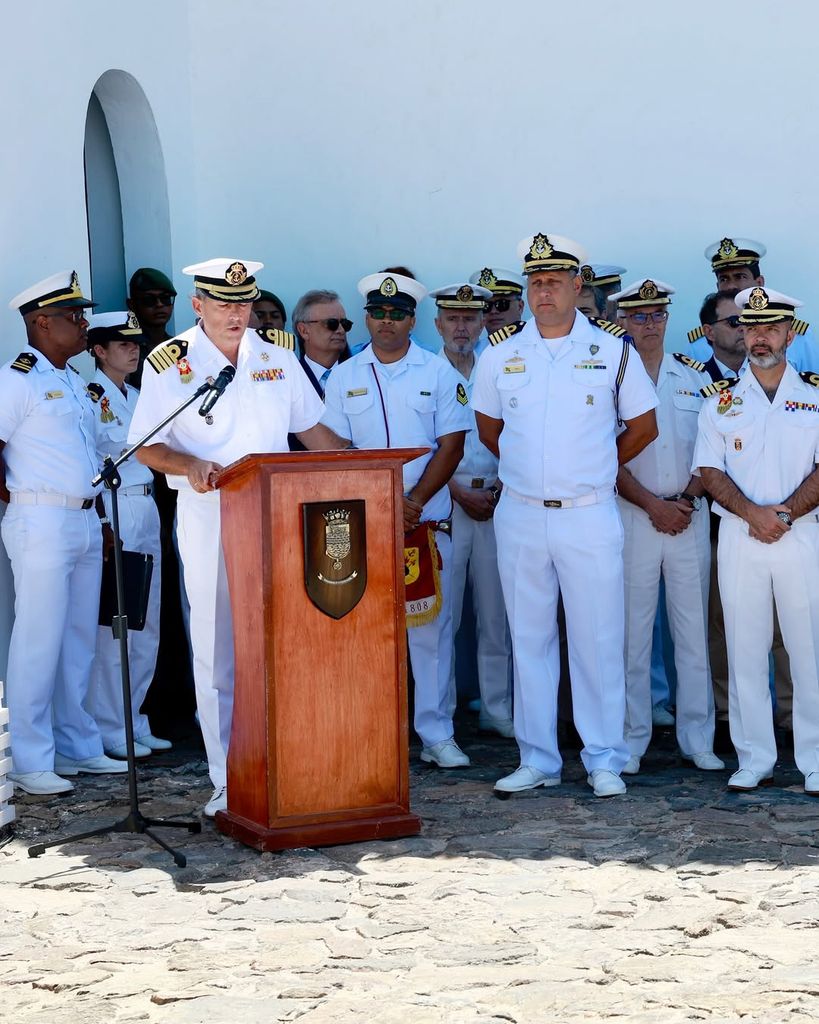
[84,70,172,317]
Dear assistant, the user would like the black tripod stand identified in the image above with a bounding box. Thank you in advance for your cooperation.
[28,374,233,866]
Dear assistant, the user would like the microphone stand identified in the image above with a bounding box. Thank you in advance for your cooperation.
[28,378,225,867]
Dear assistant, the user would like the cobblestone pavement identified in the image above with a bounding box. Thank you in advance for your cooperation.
[3,720,819,1023]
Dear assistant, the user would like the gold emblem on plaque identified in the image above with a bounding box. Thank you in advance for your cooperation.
[323,508,351,570]
[639,279,659,301]
[456,285,474,303]
[226,261,248,285]
[749,287,768,311]
[580,264,595,284]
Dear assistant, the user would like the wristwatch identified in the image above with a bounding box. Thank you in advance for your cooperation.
[776,510,793,526]
[489,485,501,503]
[679,492,702,512]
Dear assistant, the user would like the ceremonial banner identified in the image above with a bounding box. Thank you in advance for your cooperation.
[303,500,367,619]
[404,523,442,627]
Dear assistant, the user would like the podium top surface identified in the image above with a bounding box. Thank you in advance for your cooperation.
[215,447,429,489]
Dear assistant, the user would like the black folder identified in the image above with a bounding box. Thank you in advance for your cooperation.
[98,549,154,632]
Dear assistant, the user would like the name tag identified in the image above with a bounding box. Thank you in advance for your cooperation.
[250,369,284,382]
[45,390,64,400]
[346,388,368,397]
[503,365,525,374]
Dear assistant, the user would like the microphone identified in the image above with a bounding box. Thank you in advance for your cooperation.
[198,365,236,417]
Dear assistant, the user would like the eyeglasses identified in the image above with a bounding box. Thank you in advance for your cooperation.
[134,292,175,307]
[367,308,411,322]
[626,311,669,325]
[43,309,88,324]
[713,315,742,328]
[485,298,514,313]
[303,317,353,332]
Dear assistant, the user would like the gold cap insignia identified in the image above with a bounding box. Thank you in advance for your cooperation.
[226,261,248,285]
[580,265,595,285]
[478,267,496,288]
[70,271,81,293]
[639,279,659,301]
[718,238,739,260]
[456,285,474,303]
[380,277,398,298]
[126,310,140,330]
[529,233,553,260]
[748,287,768,310]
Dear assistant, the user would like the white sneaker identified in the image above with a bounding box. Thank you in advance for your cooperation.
[683,751,725,771]
[8,770,74,796]
[478,716,515,739]
[420,739,470,768]
[652,705,675,727]
[494,766,560,793]
[135,734,173,751]
[106,742,152,759]
[587,769,627,797]
[54,754,128,776]
[204,786,227,818]
[622,755,641,775]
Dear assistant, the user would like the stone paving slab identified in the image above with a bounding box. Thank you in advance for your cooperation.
[2,723,819,1022]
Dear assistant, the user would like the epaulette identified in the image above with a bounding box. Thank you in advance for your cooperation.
[257,327,296,352]
[10,352,36,374]
[673,352,706,372]
[587,316,626,338]
[799,370,819,388]
[146,337,190,373]
[488,321,525,347]
[700,376,739,398]
[687,325,705,344]
[794,318,810,336]
[67,363,80,374]
[86,382,105,403]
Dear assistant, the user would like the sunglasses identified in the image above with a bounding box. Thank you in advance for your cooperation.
[485,298,514,313]
[303,317,353,332]
[713,315,742,328]
[135,292,175,307]
[367,308,412,322]
[626,311,669,325]
[43,309,88,324]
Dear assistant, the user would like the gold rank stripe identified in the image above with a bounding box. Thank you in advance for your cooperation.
[794,318,810,335]
[687,325,705,343]
[37,288,85,308]
[146,338,189,373]
[259,328,296,351]
[673,352,706,372]
[195,279,258,298]
[700,377,739,397]
[588,316,626,338]
[488,321,525,346]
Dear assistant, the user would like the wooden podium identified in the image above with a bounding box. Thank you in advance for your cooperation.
[213,449,424,851]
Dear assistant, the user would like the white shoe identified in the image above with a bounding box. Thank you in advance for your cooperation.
[420,739,470,768]
[805,772,819,796]
[54,754,128,776]
[494,766,560,793]
[479,716,515,739]
[727,768,773,791]
[135,734,173,751]
[683,751,725,771]
[106,742,152,759]
[622,755,641,775]
[587,769,627,797]
[652,705,675,727]
[204,786,227,818]
[8,770,74,796]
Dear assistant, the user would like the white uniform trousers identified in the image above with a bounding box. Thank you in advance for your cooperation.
[494,494,629,776]
[620,502,714,757]
[449,502,512,722]
[2,505,104,772]
[409,530,457,747]
[176,490,234,789]
[719,517,819,777]
[0,502,14,683]
[87,494,162,749]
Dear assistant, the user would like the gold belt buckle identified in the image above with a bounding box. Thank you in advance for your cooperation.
[470,477,485,489]
[543,499,563,508]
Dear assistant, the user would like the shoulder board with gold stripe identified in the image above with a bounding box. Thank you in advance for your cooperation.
[587,316,626,338]
[799,370,819,388]
[673,352,706,372]
[488,321,526,347]
[146,337,190,374]
[700,376,739,398]
[794,318,810,336]
[256,327,296,352]
[86,382,105,403]
[687,325,705,344]
[10,352,37,374]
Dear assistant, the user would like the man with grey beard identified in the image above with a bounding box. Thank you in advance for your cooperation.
[694,287,819,795]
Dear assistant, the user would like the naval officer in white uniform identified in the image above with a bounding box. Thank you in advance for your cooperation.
[472,233,658,798]
[694,286,819,794]
[1,271,127,796]
[128,258,346,817]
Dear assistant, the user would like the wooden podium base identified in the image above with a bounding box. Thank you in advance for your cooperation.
[215,808,421,852]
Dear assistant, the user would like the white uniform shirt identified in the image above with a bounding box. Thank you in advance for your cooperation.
[624,354,708,497]
[693,361,819,516]
[322,341,471,522]
[128,325,324,491]
[471,315,657,500]
[91,369,154,489]
[438,351,499,488]
[0,346,100,496]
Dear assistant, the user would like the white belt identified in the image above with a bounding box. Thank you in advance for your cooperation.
[10,491,95,510]
[505,486,612,510]
[120,484,153,496]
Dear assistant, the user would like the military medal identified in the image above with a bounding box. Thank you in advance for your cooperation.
[205,414,214,426]
[590,344,599,356]
[717,391,733,415]
[99,397,116,424]
[177,357,194,384]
